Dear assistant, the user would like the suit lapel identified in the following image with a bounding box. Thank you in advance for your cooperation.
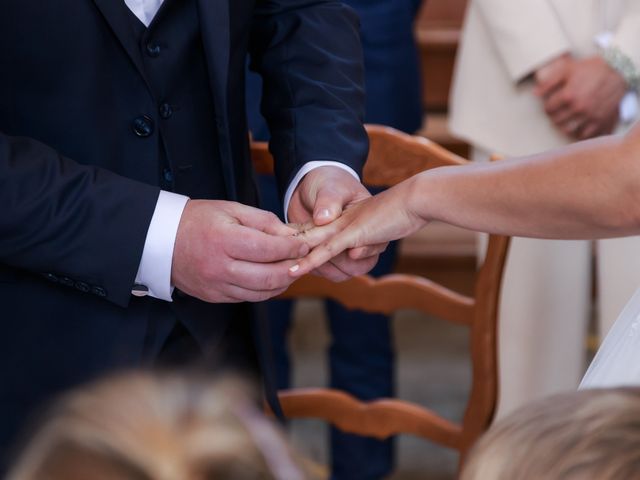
[93,0,149,85]
[197,0,237,200]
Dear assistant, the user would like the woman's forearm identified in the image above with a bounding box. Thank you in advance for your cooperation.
[414,126,640,239]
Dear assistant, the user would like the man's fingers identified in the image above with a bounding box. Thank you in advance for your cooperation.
[236,207,298,237]
[294,249,378,280]
[226,259,297,291]
[222,284,289,303]
[549,108,578,127]
[348,243,388,260]
[535,74,565,98]
[226,225,308,263]
[329,251,378,277]
[578,122,599,140]
[310,260,351,282]
[543,89,571,116]
[557,116,585,138]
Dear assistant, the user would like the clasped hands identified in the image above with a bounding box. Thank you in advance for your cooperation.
[170,166,387,303]
[534,52,627,140]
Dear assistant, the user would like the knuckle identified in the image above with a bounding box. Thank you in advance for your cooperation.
[244,237,260,254]
[223,261,236,277]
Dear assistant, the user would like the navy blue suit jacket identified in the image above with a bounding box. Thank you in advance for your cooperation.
[0,0,367,460]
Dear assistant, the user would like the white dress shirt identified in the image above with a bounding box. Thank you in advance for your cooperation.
[126,0,359,301]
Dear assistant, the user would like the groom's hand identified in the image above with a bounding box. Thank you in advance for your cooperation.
[288,166,386,281]
[171,200,309,303]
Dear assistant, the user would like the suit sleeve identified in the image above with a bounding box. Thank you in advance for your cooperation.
[612,1,640,71]
[249,0,369,198]
[0,133,160,307]
[474,0,572,82]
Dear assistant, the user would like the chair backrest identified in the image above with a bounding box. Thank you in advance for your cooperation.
[251,125,510,464]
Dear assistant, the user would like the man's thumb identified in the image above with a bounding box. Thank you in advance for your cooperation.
[313,187,344,226]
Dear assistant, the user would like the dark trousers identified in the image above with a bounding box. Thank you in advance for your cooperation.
[258,175,395,479]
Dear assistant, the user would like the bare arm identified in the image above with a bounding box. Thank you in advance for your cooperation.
[419,126,640,239]
[293,124,640,275]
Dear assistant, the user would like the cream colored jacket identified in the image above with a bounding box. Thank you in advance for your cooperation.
[449,0,640,156]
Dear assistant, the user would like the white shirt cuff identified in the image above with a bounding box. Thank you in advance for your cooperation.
[283,161,360,222]
[134,190,189,302]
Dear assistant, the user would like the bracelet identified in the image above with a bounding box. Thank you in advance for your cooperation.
[600,45,640,91]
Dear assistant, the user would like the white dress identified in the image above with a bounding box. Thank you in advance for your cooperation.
[580,287,640,389]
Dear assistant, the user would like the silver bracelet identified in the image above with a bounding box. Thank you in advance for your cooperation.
[601,45,640,91]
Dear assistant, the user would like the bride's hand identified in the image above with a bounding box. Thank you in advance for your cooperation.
[291,176,427,277]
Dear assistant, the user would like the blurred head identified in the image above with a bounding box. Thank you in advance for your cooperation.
[8,372,308,480]
[461,387,640,480]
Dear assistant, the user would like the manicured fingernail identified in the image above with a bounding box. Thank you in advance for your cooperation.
[289,264,300,273]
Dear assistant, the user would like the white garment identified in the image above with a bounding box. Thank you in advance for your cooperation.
[581,286,640,388]
[124,0,359,301]
[454,0,640,417]
[596,238,640,336]
[124,0,164,26]
[474,148,590,418]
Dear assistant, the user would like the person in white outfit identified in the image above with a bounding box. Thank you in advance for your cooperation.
[449,0,640,418]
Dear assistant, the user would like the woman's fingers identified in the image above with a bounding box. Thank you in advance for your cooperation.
[289,232,352,277]
[298,219,343,249]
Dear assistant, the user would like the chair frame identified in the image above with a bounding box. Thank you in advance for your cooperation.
[252,124,510,463]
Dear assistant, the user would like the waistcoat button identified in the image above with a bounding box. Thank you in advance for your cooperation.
[132,115,154,137]
[146,42,161,58]
[159,103,173,119]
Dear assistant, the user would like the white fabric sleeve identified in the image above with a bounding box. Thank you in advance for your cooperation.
[283,161,360,223]
[134,190,189,302]
[580,286,640,389]
[611,1,640,75]
[474,0,572,82]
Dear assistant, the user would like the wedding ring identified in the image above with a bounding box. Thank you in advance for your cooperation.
[567,120,581,132]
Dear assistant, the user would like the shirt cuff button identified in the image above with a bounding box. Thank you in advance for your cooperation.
[131,284,149,297]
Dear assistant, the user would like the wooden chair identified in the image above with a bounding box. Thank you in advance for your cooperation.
[251,125,510,466]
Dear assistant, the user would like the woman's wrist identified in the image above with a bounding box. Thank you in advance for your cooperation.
[405,171,434,226]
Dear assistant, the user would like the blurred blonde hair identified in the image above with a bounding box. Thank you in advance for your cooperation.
[8,372,308,480]
[461,387,640,480]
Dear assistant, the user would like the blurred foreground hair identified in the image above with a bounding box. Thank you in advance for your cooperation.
[461,387,640,480]
[8,372,308,480]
